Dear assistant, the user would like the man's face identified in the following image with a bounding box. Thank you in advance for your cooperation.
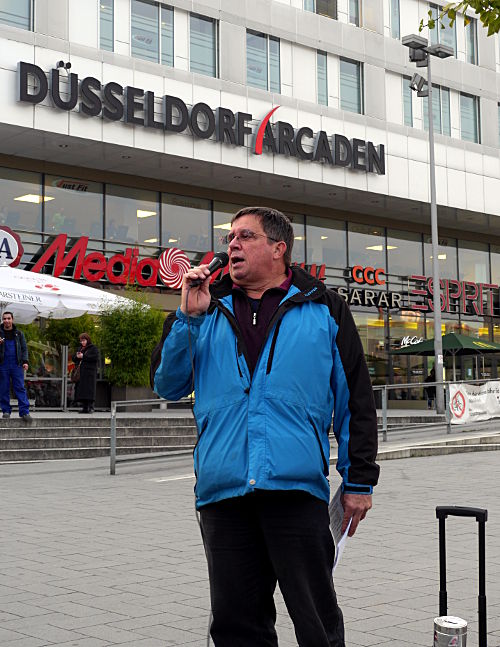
[2,314,13,330]
[227,215,278,285]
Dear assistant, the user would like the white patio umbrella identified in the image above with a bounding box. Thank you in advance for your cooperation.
[0,265,133,323]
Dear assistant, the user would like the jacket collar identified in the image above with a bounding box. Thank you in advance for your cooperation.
[210,266,326,303]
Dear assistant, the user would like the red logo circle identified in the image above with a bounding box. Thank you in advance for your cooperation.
[158,248,191,289]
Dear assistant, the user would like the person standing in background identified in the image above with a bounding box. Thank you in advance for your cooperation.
[73,333,99,414]
[0,311,32,422]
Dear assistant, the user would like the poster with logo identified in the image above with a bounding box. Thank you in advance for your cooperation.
[449,381,500,424]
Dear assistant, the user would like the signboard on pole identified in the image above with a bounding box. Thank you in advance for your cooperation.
[449,381,500,424]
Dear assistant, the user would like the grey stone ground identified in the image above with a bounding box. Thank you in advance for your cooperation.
[1,447,500,646]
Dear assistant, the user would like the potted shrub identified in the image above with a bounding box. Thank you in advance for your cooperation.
[98,297,164,408]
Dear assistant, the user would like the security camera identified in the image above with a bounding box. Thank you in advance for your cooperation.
[57,60,65,68]
[65,62,71,70]
[409,73,428,96]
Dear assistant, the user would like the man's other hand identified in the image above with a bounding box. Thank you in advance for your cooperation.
[341,493,372,537]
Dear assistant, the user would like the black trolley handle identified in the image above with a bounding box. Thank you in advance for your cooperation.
[435,506,488,647]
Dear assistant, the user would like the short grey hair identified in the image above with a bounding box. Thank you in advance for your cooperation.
[231,206,294,267]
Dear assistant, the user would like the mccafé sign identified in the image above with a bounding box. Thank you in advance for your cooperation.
[18,62,385,174]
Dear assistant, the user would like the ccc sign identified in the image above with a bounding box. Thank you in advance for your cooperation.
[352,265,386,286]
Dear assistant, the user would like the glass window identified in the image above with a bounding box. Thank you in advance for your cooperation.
[387,230,423,278]
[349,0,359,26]
[423,236,457,280]
[162,194,211,264]
[161,5,174,67]
[316,0,337,19]
[340,58,362,114]
[307,217,346,268]
[460,93,480,143]
[317,51,328,106]
[429,4,456,56]
[423,85,450,136]
[390,0,400,39]
[0,167,42,267]
[289,214,305,264]
[213,201,243,254]
[465,17,477,64]
[498,104,500,147]
[247,31,280,93]
[348,223,385,268]
[100,0,114,51]
[269,36,280,93]
[44,176,103,245]
[458,240,489,283]
[353,311,388,384]
[0,0,31,30]
[131,0,159,63]
[190,14,217,77]
[0,167,42,233]
[304,0,337,18]
[403,76,413,127]
[106,185,159,257]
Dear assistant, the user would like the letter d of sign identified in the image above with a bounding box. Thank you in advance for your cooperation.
[18,62,48,104]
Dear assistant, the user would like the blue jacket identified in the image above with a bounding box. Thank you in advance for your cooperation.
[152,268,379,509]
[0,325,28,366]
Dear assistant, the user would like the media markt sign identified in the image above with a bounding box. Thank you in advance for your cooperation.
[18,61,385,174]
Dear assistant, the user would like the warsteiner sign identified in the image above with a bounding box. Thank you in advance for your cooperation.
[18,61,385,174]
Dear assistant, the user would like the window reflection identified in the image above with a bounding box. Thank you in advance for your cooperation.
[0,167,42,268]
[387,229,422,283]
[458,240,488,283]
[423,236,457,279]
[44,176,103,246]
[131,0,159,63]
[213,202,243,254]
[106,185,158,256]
[0,0,31,29]
[352,310,387,386]
[162,194,210,264]
[289,214,305,264]
[348,222,385,268]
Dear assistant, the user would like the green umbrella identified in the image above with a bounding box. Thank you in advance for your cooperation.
[391,332,500,380]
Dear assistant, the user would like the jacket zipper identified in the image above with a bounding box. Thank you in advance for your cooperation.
[266,319,283,375]
[309,416,329,476]
[193,417,209,478]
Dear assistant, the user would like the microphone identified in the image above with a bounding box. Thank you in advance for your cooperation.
[190,252,229,286]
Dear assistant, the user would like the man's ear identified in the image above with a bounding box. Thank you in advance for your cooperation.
[274,241,287,260]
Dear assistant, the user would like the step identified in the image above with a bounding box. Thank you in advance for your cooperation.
[0,425,197,440]
[0,446,192,461]
[1,434,197,450]
[0,416,195,429]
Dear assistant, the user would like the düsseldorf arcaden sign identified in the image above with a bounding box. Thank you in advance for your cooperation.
[18,62,385,174]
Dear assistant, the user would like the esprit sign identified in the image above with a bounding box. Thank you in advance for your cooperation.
[18,62,385,174]
[0,226,24,267]
[409,275,499,317]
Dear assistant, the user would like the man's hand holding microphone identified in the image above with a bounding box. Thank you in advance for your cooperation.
[180,252,229,317]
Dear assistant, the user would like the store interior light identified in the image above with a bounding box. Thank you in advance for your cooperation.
[430,254,447,260]
[168,238,178,243]
[367,319,386,327]
[479,327,489,336]
[295,236,304,240]
[14,194,54,204]
[365,245,398,251]
[213,222,232,230]
[137,209,157,218]
[321,236,328,240]
[143,237,158,243]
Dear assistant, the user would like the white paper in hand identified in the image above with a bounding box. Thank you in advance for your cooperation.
[328,485,351,573]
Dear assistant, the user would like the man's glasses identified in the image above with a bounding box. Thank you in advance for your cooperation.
[219,229,280,246]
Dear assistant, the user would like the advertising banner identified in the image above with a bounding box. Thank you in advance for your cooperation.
[449,381,500,424]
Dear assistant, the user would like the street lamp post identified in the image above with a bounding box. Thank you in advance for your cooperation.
[402,35,453,414]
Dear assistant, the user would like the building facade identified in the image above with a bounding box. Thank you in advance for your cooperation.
[1,0,500,393]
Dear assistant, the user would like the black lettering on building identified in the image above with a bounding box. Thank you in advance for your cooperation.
[18,62,48,104]
[125,86,145,126]
[216,107,237,144]
[262,122,277,153]
[277,122,297,157]
[236,112,253,146]
[189,102,216,139]
[144,90,164,129]
[80,77,102,117]
[351,138,367,171]
[367,142,385,175]
[334,135,352,167]
[295,127,314,160]
[164,95,188,132]
[102,82,124,121]
[313,131,333,164]
[51,69,78,111]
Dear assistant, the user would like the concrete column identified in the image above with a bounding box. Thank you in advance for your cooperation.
[219,22,246,84]
[35,0,69,40]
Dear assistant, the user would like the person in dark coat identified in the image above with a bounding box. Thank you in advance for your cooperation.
[0,311,32,421]
[424,367,436,409]
[72,333,99,414]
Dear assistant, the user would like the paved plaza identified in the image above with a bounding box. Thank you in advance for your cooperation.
[1,448,500,647]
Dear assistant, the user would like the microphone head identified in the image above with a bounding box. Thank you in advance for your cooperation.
[214,251,229,268]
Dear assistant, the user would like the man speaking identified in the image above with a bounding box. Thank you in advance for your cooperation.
[152,207,379,647]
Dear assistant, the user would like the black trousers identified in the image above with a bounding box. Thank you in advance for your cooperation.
[199,490,345,647]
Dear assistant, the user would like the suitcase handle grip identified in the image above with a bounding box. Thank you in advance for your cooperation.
[436,506,488,523]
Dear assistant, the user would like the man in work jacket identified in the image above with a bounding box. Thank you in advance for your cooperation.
[0,311,32,421]
[152,207,379,647]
